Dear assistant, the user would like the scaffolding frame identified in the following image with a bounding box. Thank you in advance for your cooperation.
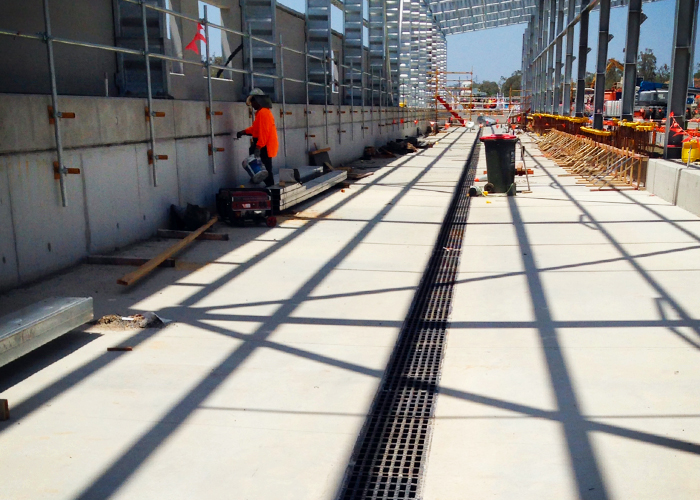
[0,0,433,207]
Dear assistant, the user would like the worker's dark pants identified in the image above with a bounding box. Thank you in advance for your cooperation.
[249,142,274,187]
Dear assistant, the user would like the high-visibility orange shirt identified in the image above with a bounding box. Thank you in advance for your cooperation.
[244,107,278,157]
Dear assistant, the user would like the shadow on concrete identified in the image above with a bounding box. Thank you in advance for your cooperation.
[0,331,100,393]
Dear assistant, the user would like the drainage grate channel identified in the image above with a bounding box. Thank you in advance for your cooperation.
[338,132,482,500]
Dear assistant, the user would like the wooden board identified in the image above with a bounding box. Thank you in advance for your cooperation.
[157,229,229,241]
[117,217,218,286]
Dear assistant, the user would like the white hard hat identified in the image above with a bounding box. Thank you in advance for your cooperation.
[246,88,266,106]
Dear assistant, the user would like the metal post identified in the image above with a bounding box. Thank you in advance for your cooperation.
[536,0,544,111]
[529,17,536,111]
[338,63,342,144]
[621,0,642,121]
[323,46,328,145]
[203,6,217,174]
[42,0,68,206]
[371,67,375,134]
[248,25,255,91]
[554,0,564,114]
[279,35,288,158]
[593,0,611,129]
[379,68,383,135]
[562,0,576,115]
[665,0,698,157]
[361,65,365,138]
[141,0,158,187]
[575,0,591,117]
[305,41,310,152]
[547,0,556,112]
[690,0,699,88]
[350,59,354,140]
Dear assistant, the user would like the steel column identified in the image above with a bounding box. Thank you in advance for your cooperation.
[575,0,591,117]
[621,0,642,121]
[562,0,576,115]
[536,0,545,111]
[690,0,699,87]
[593,0,611,129]
[665,0,698,157]
[279,35,288,158]
[546,0,556,112]
[554,0,564,114]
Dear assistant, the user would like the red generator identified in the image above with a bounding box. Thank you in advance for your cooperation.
[216,188,277,227]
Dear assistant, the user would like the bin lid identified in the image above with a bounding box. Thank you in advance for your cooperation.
[480,134,518,142]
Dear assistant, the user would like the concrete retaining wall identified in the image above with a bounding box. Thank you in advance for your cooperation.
[646,158,700,217]
[0,93,431,292]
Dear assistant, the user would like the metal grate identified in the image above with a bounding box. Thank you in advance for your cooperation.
[339,134,481,500]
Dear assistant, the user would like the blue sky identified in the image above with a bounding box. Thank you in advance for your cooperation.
[198,0,695,84]
[447,0,695,82]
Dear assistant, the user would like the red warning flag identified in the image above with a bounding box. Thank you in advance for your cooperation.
[185,23,207,55]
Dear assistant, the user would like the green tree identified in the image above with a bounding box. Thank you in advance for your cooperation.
[585,72,595,87]
[656,63,670,83]
[637,48,657,81]
[605,66,623,90]
[477,80,500,96]
[501,70,522,95]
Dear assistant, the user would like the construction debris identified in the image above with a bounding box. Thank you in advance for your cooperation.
[170,204,212,232]
[96,312,172,329]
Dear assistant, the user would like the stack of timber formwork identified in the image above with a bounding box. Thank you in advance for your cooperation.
[537,130,648,191]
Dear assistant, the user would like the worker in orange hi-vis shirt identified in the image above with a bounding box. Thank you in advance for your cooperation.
[237,88,279,186]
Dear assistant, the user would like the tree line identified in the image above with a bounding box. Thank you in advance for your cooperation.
[464,48,700,96]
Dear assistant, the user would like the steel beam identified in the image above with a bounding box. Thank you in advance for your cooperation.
[592,0,611,129]
[665,0,698,157]
[575,0,590,117]
[621,0,642,121]
[562,0,576,115]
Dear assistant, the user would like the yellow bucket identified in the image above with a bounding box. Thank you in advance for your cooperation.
[682,139,700,163]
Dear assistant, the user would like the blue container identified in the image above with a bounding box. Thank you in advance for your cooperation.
[242,155,269,184]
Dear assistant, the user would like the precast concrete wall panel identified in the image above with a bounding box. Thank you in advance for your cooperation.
[0,94,430,292]
[79,144,147,254]
[6,151,88,283]
[0,160,20,290]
